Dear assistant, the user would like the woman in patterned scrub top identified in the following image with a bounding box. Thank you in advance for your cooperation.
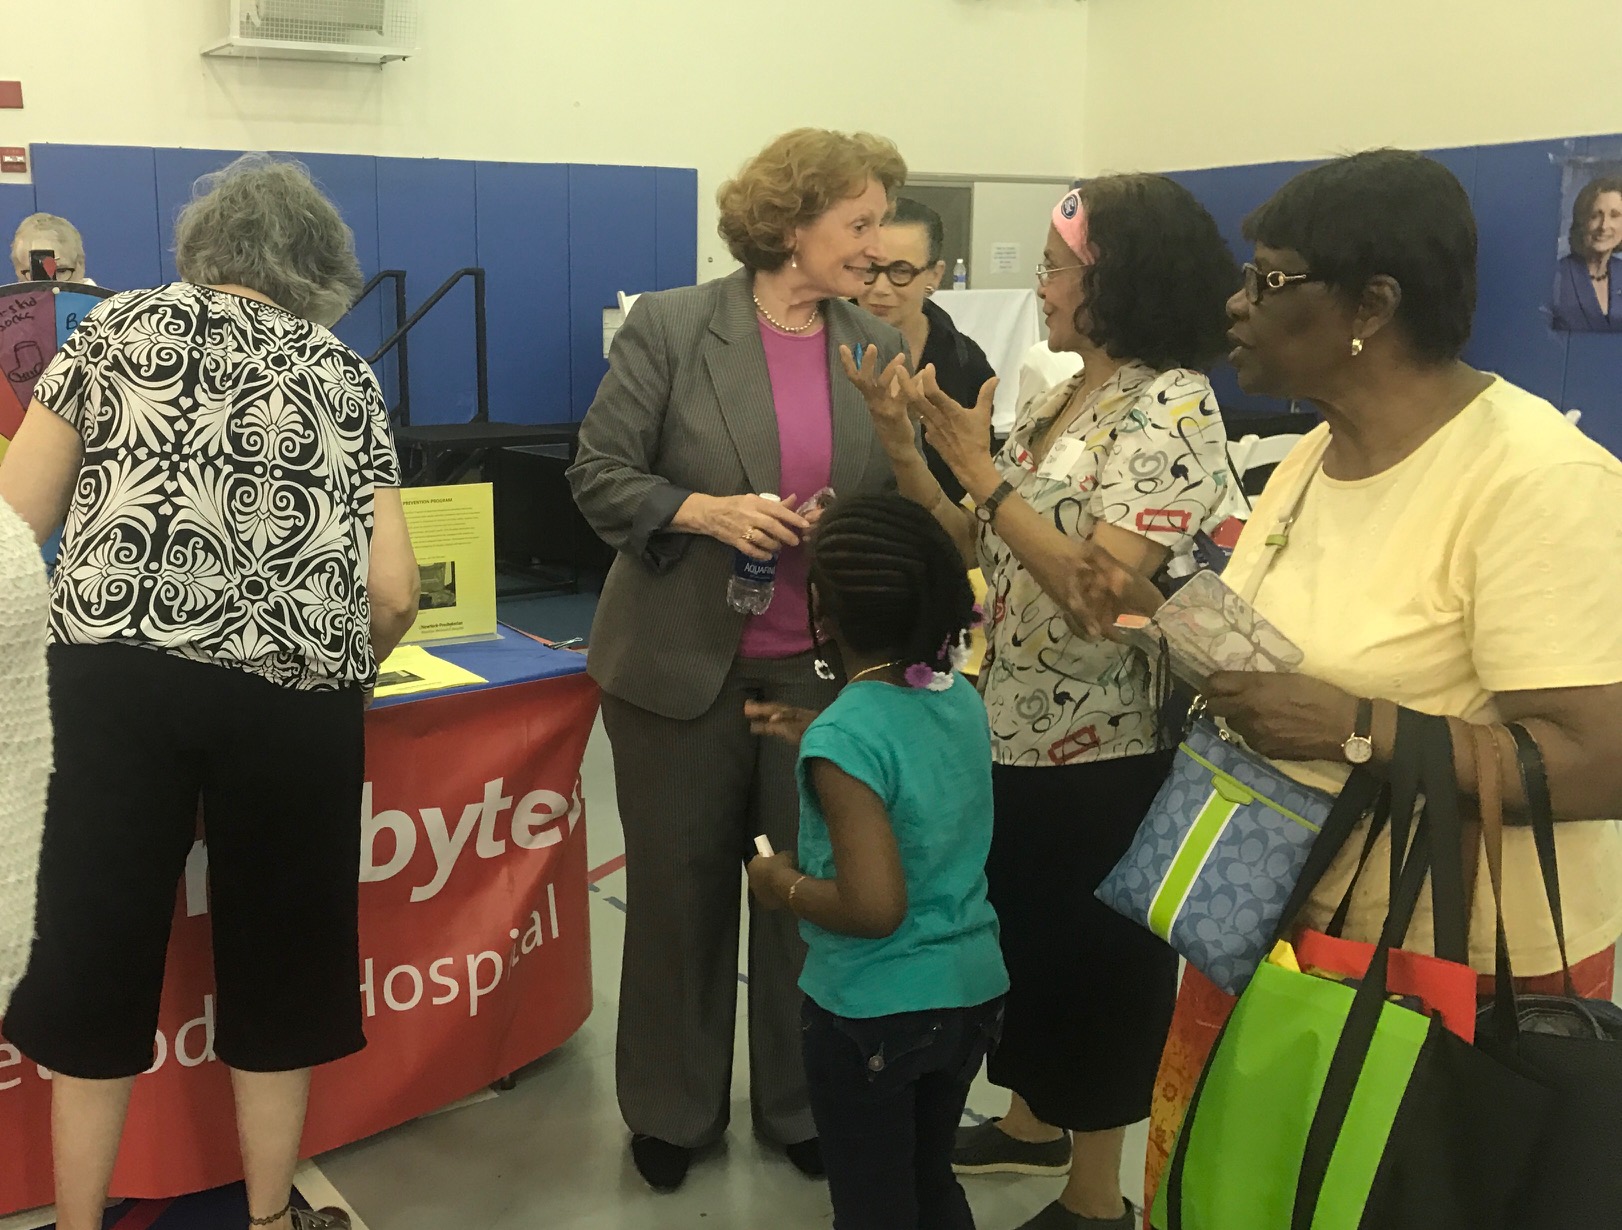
[0,155,420,1230]
[846,177,1239,1230]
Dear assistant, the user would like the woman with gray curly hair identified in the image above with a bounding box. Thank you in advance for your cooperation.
[0,154,420,1230]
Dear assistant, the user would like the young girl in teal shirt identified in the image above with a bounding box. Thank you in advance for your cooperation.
[748,493,1008,1230]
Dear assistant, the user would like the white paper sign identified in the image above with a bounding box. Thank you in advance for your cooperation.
[991,243,1021,274]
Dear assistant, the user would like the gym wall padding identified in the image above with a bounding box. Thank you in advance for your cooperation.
[655,168,701,293]
[475,161,571,427]
[376,156,479,426]
[567,164,658,421]
[23,143,700,427]
[31,144,164,293]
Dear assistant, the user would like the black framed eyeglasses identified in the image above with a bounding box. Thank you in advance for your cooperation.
[863,260,934,288]
[1243,261,1325,305]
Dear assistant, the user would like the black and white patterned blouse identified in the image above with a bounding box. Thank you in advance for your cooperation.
[34,283,402,690]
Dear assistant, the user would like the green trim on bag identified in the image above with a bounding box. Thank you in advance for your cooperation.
[1152,962,1430,1229]
[1312,1001,1430,1229]
[1180,742,1321,831]
[1147,789,1237,940]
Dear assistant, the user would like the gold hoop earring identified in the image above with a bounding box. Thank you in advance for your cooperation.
[1350,337,1364,357]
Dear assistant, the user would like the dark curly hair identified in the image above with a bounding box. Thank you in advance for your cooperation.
[1071,174,1238,371]
[1244,149,1476,364]
[1569,173,1622,259]
[807,494,976,681]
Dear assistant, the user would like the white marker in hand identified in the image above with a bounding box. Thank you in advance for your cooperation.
[754,835,775,858]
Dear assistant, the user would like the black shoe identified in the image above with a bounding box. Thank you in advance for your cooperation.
[1016,1198,1136,1229]
[784,1136,825,1178]
[631,1134,692,1192]
[952,1118,1072,1176]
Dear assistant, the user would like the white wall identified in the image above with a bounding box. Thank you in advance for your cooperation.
[0,0,1091,279]
[1083,0,1622,174]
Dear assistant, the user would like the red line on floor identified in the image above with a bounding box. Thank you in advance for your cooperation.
[110,1200,175,1230]
[588,853,627,883]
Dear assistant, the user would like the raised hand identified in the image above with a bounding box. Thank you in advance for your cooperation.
[908,364,1001,495]
[839,344,917,456]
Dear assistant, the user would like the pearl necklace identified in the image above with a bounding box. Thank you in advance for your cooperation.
[752,292,821,334]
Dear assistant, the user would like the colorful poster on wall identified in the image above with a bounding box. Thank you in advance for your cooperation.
[1552,152,1622,334]
[0,281,115,462]
[399,482,499,644]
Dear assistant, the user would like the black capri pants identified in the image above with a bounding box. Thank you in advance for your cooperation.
[985,752,1180,1131]
[3,643,367,1079]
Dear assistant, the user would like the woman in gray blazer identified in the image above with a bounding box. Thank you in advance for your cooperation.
[568,128,909,1193]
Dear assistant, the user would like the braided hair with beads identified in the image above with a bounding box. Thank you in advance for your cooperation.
[806,493,978,686]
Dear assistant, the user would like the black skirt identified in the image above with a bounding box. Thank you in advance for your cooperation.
[986,751,1179,1132]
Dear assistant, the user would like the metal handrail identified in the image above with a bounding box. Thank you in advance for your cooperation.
[370,267,490,427]
[340,269,412,426]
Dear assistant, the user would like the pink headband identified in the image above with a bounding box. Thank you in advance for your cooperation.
[1052,189,1094,263]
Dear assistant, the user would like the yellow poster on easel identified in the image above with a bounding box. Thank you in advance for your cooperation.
[399,482,498,644]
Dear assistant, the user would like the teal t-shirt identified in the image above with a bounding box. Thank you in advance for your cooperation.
[796,673,1009,1019]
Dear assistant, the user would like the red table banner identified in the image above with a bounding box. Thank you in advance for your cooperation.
[0,670,600,1214]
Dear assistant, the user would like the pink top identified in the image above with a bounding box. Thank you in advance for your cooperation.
[739,322,833,659]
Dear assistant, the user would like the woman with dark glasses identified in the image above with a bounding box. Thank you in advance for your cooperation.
[857,197,997,502]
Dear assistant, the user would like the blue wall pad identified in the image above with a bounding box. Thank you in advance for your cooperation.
[377,156,479,425]
[475,161,572,424]
[568,164,659,420]
[32,144,162,292]
[655,167,700,292]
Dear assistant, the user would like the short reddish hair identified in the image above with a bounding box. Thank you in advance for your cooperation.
[717,129,907,272]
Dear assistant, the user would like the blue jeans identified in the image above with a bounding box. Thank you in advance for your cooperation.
[802,996,1005,1230]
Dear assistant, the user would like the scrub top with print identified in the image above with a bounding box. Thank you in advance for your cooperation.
[975,363,1229,766]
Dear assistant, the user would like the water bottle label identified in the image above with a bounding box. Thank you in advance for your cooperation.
[735,553,778,584]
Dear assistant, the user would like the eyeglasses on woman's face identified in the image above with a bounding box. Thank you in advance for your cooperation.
[1242,261,1326,306]
[863,260,935,288]
[1035,258,1087,286]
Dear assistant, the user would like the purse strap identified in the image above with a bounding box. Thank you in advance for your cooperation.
[1234,432,1330,606]
[1475,722,1536,1047]
[1505,721,1578,998]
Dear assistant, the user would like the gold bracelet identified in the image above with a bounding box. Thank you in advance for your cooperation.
[787,874,809,912]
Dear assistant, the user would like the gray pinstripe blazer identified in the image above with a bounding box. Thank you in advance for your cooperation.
[568,268,905,720]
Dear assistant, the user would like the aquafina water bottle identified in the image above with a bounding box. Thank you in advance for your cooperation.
[727,492,780,614]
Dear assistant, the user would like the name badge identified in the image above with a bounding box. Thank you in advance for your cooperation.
[1035,437,1089,484]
